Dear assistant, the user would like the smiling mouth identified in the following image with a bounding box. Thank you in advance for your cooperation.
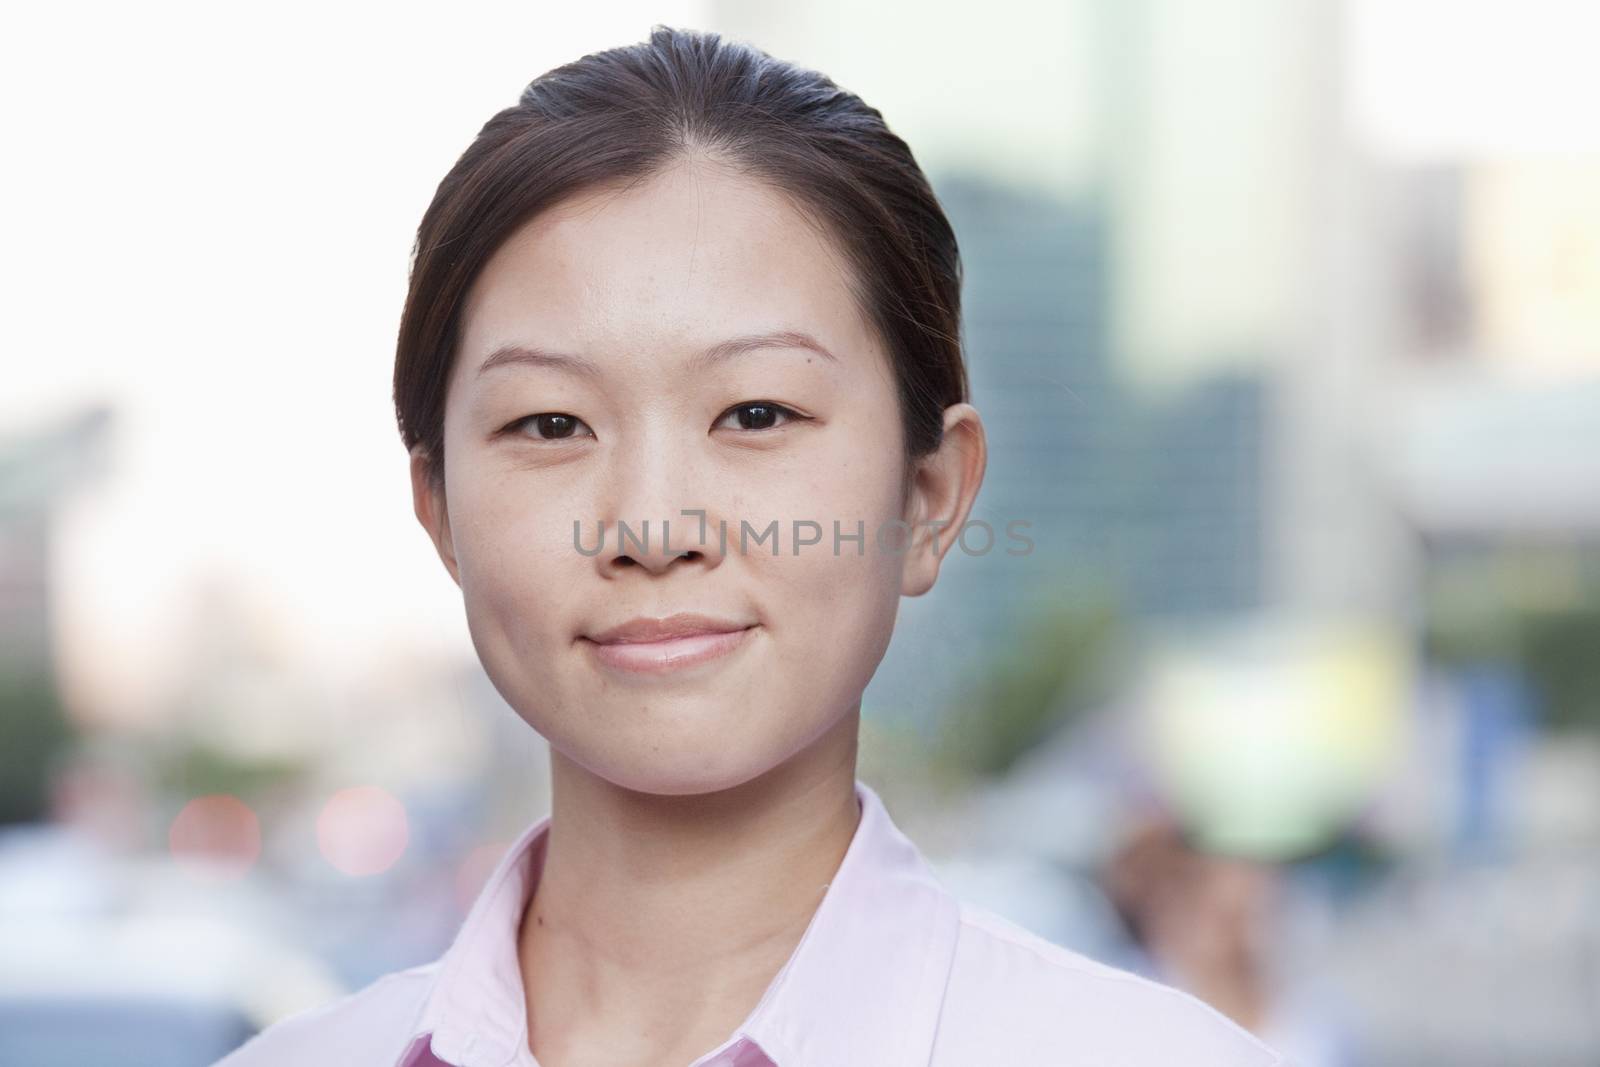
[580,625,756,675]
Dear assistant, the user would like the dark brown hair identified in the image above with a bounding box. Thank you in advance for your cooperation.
[394,24,968,495]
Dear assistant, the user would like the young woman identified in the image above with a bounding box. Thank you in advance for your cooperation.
[218,25,1290,1067]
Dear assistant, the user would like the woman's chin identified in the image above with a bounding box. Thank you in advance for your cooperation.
[594,762,771,798]
[566,734,783,797]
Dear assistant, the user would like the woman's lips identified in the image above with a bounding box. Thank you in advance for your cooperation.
[582,626,756,675]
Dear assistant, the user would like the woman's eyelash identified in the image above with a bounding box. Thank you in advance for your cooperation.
[504,413,594,441]
[715,401,806,432]
[505,402,807,441]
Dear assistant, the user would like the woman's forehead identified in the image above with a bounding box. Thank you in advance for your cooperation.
[456,165,872,381]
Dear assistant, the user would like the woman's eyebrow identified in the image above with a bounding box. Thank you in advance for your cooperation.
[475,344,603,380]
[690,330,840,372]
[474,330,839,380]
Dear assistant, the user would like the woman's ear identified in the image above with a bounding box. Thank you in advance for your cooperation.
[410,446,461,588]
[900,403,987,598]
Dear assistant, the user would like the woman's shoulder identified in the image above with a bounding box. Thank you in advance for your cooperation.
[932,898,1291,1066]
[210,962,439,1067]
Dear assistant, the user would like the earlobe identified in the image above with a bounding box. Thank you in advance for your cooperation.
[410,447,461,588]
[899,403,987,598]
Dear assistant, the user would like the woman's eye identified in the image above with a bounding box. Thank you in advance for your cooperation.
[715,401,804,432]
[506,413,594,441]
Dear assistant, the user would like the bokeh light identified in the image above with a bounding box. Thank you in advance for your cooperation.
[167,793,261,881]
[315,786,410,877]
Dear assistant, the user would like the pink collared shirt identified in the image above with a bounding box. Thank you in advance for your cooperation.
[215,779,1290,1067]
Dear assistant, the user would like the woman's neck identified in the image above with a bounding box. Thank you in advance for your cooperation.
[517,712,862,1067]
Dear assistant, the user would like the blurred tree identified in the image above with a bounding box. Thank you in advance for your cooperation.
[1520,607,1600,734]
[0,665,75,824]
[150,735,306,805]
[931,574,1125,785]
[1423,547,1600,734]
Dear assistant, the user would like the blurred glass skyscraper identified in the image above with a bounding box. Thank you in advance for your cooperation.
[869,170,1269,732]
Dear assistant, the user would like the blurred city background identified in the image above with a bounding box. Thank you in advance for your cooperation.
[4,1,1599,1064]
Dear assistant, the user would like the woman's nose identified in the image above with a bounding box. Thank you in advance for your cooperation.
[592,437,721,573]
[600,514,709,573]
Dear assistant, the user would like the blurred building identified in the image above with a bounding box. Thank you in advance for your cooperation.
[0,406,112,824]
[0,406,112,669]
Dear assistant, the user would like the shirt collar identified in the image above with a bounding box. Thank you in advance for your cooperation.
[399,778,961,1067]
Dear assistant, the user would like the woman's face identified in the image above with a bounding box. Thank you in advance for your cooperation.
[412,158,982,796]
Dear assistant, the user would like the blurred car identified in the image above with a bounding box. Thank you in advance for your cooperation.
[0,823,345,1067]
[0,995,255,1067]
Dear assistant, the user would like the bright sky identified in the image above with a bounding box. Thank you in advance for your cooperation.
[6,0,1597,724]
[1348,0,1600,157]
